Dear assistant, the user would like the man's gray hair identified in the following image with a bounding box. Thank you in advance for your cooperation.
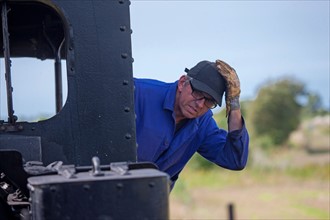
[184,75,192,84]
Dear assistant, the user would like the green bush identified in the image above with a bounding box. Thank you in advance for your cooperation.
[188,153,217,170]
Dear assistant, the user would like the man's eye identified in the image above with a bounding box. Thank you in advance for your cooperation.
[195,91,204,97]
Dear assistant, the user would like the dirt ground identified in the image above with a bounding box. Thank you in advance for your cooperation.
[169,150,330,220]
[170,180,329,220]
[169,116,330,220]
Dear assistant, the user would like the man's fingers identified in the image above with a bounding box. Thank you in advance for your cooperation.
[216,59,236,76]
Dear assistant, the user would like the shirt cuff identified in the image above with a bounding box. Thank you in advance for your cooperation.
[228,116,246,139]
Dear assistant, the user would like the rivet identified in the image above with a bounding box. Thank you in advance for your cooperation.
[50,186,57,192]
[149,182,155,188]
[121,53,128,59]
[83,184,90,191]
[118,0,124,4]
[125,133,131,139]
[116,183,123,189]
[120,26,126,31]
[124,107,130,112]
[123,80,129,85]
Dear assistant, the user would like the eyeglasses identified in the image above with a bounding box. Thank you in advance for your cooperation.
[189,81,217,109]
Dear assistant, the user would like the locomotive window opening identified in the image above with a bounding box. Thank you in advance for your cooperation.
[0,58,67,121]
[0,1,68,123]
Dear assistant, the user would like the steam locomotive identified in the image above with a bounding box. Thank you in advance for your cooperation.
[0,0,169,219]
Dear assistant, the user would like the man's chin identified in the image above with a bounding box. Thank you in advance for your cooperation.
[184,109,197,119]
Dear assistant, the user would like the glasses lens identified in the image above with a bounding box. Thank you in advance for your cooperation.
[205,99,217,109]
[191,90,204,99]
[189,81,217,109]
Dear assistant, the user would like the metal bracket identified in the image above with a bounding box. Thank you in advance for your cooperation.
[110,162,129,175]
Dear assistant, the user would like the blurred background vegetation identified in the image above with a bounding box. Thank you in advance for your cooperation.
[170,76,329,220]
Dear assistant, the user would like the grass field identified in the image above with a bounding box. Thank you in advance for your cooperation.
[170,150,329,220]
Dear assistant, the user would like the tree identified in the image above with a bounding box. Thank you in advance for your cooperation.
[250,77,305,146]
[301,93,328,117]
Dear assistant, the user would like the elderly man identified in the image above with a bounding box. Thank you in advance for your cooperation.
[134,59,249,189]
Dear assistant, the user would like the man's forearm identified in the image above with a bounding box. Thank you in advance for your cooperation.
[228,109,243,132]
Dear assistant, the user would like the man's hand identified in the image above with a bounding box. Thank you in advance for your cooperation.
[216,59,241,117]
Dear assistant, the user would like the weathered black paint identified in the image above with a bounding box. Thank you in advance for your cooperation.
[0,0,136,165]
[28,168,169,220]
[0,1,170,219]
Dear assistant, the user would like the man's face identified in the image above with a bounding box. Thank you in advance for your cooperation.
[176,76,213,119]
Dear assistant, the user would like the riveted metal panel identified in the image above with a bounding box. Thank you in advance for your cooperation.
[0,0,136,165]
[28,169,169,220]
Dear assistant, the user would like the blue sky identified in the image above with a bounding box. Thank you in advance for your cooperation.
[0,0,329,120]
[130,0,329,110]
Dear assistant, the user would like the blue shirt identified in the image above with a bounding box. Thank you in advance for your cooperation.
[134,78,249,188]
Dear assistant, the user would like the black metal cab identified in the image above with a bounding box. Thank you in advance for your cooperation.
[0,1,169,219]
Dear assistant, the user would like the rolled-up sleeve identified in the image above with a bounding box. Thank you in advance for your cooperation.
[197,117,249,170]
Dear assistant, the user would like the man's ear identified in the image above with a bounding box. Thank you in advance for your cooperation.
[177,75,187,92]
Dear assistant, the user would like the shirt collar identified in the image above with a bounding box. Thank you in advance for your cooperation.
[163,81,178,111]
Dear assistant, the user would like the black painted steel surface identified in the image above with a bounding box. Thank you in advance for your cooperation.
[0,1,170,219]
[0,0,136,165]
[28,168,169,220]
